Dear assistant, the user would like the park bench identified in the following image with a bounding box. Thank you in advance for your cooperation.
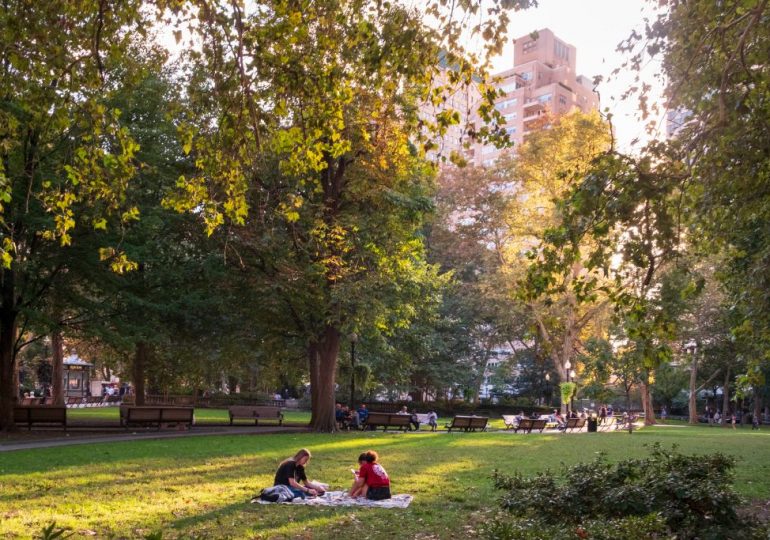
[120,405,194,430]
[14,406,67,430]
[502,415,520,429]
[228,405,284,426]
[445,415,489,432]
[513,418,547,434]
[363,412,412,431]
[563,417,587,433]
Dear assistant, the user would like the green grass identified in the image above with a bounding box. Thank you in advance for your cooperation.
[1,425,769,539]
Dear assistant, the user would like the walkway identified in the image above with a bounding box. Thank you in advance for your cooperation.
[0,424,309,453]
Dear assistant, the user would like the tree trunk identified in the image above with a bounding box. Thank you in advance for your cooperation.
[721,365,731,425]
[688,352,698,424]
[51,329,65,406]
[0,306,18,431]
[641,379,656,425]
[309,325,341,432]
[754,388,763,425]
[133,342,148,406]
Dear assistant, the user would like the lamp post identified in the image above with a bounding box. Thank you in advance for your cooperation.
[685,340,698,424]
[349,333,358,409]
[564,360,574,414]
[545,372,551,407]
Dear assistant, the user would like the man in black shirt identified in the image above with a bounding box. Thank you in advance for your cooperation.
[273,448,326,498]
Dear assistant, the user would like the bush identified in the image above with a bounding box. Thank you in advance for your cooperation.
[487,444,768,540]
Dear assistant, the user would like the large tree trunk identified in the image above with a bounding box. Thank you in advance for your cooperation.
[0,306,18,431]
[309,325,341,432]
[133,341,148,406]
[51,329,65,406]
[721,365,731,425]
[688,352,699,424]
[641,379,656,425]
[0,262,19,431]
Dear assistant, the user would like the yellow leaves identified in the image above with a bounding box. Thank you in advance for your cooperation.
[92,218,108,231]
[98,247,138,274]
[121,206,140,223]
[0,238,15,269]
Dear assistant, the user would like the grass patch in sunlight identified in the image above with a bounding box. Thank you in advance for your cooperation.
[1,425,769,539]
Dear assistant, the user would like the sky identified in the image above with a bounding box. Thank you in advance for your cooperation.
[484,0,667,152]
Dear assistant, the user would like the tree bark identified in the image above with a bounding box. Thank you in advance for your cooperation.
[641,379,656,425]
[133,341,148,406]
[688,352,699,424]
[309,325,340,432]
[721,365,731,424]
[51,329,65,406]
[0,273,18,431]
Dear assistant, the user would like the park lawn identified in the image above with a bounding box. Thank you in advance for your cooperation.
[1,426,768,539]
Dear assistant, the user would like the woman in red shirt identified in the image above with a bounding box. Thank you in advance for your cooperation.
[349,450,391,500]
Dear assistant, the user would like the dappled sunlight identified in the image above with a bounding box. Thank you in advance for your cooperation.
[2,429,770,538]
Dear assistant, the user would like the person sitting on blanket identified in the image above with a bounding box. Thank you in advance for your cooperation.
[349,450,391,500]
[273,448,326,499]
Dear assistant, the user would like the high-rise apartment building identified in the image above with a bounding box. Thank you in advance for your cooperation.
[473,28,599,166]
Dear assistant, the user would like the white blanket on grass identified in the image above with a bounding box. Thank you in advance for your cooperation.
[253,490,413,508]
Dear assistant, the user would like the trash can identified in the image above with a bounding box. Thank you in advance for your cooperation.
[587,418,598,432]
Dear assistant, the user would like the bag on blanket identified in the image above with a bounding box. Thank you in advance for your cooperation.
[253,484,295,503]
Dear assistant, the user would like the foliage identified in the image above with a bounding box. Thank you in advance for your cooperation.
[490,443,766,539]
[36,522,73,540]
[559,382,576,406]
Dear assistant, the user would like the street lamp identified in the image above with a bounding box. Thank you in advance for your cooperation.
[544,372,551,406]
[349,333,358,409]
[564,361,573,414]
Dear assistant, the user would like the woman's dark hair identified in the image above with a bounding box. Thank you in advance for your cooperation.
[363,450,379,463]
[357,452,367,462]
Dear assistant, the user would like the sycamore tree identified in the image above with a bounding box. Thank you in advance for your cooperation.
[503,111,613,408]
[164,0,535,431]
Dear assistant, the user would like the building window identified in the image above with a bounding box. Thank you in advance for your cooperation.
[554,40,569,61]
[506,127,517,135]
[559,95,568,106]
[495,98,518,110]
[500,82,517,94]
[523,40,537,53]
[504,112,517,121]
[520,71,532,81]
[537,93,552,103]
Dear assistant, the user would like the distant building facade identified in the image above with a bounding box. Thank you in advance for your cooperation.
[473,28,599,166]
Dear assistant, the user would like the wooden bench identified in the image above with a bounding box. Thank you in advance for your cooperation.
[446,415,489,432]
[228,405,283,426]
[120,406,194,430]
[363,412,412,431]
[14,406,67,430]
[563,417,587,433]
[514,418,547,434]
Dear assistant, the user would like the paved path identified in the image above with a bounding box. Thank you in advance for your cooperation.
[0,425,309,453]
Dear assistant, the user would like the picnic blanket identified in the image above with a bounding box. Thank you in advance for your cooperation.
[252,490,413,508]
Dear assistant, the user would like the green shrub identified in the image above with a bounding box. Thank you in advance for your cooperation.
[488,444,768,539]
